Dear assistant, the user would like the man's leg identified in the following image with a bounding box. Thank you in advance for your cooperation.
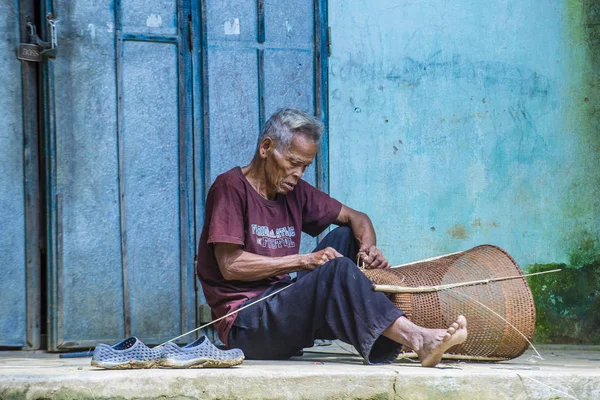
[229,257,404,363]
[313,227,468,366]
[228,228,468,366]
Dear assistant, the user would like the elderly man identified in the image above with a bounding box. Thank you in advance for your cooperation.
[197,108,467,366]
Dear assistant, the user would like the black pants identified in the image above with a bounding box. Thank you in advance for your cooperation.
[228,226,405,364]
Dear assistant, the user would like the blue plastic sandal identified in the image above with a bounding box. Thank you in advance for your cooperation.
[91,337,162,369]
[159,336,244,368]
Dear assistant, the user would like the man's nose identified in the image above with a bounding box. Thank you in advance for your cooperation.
[292,167,303,179]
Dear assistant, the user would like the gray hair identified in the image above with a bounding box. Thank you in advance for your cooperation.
[257,108,324,151]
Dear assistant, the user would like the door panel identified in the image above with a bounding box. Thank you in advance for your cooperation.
[263,51,315,128]
[0,1,26,347]
[121,0,178,35]
[265,0,314,44]
[48,2,124,348]
[206,1,256,42]
[122,41,183,338]
[0,0,41,349]
[207,48,260,175]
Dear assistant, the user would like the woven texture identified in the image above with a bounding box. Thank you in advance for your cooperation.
[91,337,162,369]
[160,336,244,368]
[363,245,536,360]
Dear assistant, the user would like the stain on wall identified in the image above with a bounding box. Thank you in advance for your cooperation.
[447,224,469,240]
[527,256,600,344]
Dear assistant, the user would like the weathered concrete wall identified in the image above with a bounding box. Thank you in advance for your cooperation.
[329,0,599,268]
[329,0,600,343]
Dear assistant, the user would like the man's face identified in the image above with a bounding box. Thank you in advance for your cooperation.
[263,134,318,195]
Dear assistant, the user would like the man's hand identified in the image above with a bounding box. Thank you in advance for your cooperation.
[304,247,344,271]
[358,245,391,269]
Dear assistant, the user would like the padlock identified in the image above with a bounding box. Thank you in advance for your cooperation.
[17,43,42,62]
[16,16,58,62]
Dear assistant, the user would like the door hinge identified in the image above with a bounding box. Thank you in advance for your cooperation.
[187,14,193,52]
[193,254,198,291]
[17,13,58,62]
[327,27,331,57]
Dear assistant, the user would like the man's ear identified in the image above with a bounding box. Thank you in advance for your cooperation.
[259,137,275,159]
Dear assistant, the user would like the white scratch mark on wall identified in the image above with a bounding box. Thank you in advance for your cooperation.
[87,24,96,39]
[285,20,292,33]
[224,18,240,35]
[106,22,114,33]
[466,159,487,201]
[146,14,163,28]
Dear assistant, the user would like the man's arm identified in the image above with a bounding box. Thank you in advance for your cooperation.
[214,243,343,281]
[335,204,391,269]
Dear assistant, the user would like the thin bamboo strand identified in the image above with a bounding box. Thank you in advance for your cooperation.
[158,284,294,347]
[391,251,463,268]
[447,289,543,360]
[397,351,507,362]
[373,269,561,293]
[517,374,580,400]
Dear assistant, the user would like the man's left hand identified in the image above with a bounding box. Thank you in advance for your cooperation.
[357,245,391,269]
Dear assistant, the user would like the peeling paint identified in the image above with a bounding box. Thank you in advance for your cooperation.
[146,14,163,28]
[87,24,96,39]
[224,18,240,35]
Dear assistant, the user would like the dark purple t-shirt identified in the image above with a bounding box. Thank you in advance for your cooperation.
[197,167,342,345]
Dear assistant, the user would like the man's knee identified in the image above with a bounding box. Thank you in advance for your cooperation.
[316,257,370,293]
[319,257,358,277]
[330,226,353,239]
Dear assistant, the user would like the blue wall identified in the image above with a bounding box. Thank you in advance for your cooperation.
[329,0,599,268]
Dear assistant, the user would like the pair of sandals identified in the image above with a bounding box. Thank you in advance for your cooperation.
[91,335,244,369]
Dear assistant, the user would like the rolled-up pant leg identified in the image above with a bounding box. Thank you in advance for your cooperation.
[228,227,405,364]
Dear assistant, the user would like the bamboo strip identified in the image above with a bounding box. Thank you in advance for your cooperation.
[373,269,561,293]
[397,351,507,362]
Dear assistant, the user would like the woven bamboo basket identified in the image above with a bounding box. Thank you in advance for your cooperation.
[362,245,536,360]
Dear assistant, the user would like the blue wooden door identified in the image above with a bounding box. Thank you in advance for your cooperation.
[0,0,41,349]
[43,0,195,350]
[193,1,329,330]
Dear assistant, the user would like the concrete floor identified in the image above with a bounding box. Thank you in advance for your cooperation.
[1,343,599,399]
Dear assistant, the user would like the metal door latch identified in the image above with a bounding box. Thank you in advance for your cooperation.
[17,14,58,62]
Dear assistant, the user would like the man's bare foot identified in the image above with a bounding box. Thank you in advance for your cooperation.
[382,315,468,367]
[417,315,468,367]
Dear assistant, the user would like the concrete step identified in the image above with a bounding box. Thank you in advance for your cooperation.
[1,346,599,399]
